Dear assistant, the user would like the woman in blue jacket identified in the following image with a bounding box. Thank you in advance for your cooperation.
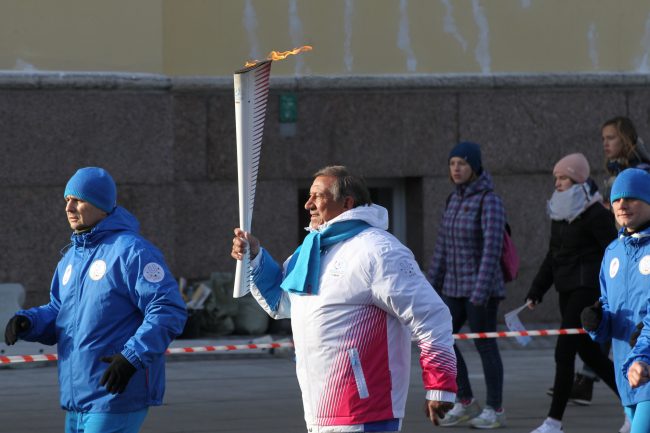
[583,168,650,433]
[4,167,187,433]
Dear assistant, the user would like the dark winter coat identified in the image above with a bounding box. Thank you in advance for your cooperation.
[527,202,616,303]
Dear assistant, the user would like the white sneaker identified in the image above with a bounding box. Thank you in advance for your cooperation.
[530,419,563,433]
[619,415,631,433]
[470,407,506,429]
[439,399,481,427]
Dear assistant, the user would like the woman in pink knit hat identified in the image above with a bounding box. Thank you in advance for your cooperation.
[526,153,620,433]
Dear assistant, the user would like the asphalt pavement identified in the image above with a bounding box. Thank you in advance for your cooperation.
[0,337,626,433]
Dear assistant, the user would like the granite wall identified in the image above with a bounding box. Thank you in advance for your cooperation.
[3,72,650,324]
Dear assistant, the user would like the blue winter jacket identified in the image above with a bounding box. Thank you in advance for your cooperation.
[590,226,650,406]
[16,207,187,413]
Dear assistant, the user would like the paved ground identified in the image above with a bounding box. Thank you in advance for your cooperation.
[0,338,626,433]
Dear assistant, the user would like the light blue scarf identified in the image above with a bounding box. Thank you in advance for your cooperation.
[281,220,370,295]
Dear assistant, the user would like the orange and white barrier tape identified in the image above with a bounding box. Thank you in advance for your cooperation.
[1,328,588,365]
[0,353,58,365]
[454,328,586,340]
[165,342,293,355]
[0,342,294,365]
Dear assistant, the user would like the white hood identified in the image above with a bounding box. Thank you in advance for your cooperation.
[316,204,389,231]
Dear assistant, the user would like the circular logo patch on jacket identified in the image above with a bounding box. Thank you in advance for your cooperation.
[143,262,165,283]
[328,260,346,278]
[62,264,72,285]
[399,259,416,277]
[609,257,620,279]
[640,256,650,275]
[89,260,107,281]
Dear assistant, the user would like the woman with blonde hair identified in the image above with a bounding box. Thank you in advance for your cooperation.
[602,116,650,204]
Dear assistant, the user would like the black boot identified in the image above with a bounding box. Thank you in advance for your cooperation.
[569,373,594,406]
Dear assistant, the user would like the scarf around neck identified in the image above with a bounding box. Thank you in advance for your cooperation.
[280,219,370,295]
[547,183,603,222]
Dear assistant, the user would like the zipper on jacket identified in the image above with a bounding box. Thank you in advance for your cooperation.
[71,239,89,411]
[302,299,315,423]
[449,191,464,296]
[145,368,150,402]
[347,348,369,399]
[70,247,80,410]
[619,246,624,324]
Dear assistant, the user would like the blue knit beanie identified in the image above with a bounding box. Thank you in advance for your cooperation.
[449,141,483,175]
[64,167,117,213]
[610,168,650,206]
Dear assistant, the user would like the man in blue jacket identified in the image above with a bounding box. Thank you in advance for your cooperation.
[582,168,650,433]
[4,167,187,433]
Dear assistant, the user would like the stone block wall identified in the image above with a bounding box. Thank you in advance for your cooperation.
[3,71,650,324]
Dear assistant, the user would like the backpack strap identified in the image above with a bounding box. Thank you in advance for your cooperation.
[478,189,510,234]
[477,189,492,218]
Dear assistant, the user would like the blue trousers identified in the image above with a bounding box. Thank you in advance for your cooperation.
[443,296,503,409]
[626,401,650,433]
[65,409,148,433]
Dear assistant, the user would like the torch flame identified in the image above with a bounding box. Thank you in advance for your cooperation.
[268,45,313,61]
[245,45,313,68]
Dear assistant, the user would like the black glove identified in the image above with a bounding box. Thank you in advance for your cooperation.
[630,322,644,347]
[581,300,603,332]
[525,291,542,306]
[100,354,137,394]
[4,315,31,345]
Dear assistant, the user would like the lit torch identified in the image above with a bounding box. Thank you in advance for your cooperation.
[233,46,312,298]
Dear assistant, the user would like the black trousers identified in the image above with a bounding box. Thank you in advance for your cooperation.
[548,288,619,420]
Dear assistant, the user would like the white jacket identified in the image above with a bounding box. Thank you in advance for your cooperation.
[250,204,456,432]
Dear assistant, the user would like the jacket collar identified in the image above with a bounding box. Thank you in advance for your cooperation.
[71,206,139,248]
[454,170,494,197]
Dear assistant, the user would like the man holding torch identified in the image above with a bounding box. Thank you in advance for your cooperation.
[231,165,457,432]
